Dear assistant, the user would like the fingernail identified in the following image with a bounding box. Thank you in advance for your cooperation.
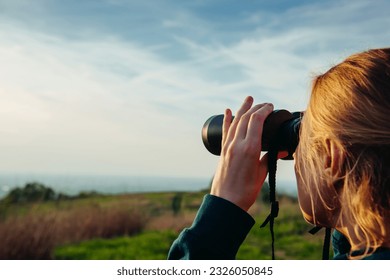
[246,96,253,103]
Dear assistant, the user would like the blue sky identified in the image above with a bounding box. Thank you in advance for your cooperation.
[0,0,389,182]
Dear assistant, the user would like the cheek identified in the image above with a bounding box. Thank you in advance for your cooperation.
[294,164,315,224]
[294,161,339,227]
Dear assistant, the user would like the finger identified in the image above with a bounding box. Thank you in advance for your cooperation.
[245,103,274,148]
[226,96,253,143]
[235,96,254,120]
[222,108,232,146]
[235,103,268,140]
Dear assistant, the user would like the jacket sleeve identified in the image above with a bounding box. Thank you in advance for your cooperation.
[167,194,255,260]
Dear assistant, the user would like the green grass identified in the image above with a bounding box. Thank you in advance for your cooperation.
[54,225,326,260]
[54,231,178,260]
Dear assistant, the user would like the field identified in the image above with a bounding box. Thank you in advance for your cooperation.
[0,189,327,260]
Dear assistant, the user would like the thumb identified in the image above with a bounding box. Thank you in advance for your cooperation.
[259,151,289,182]
[260,150,289,167]
[277,151,289,159]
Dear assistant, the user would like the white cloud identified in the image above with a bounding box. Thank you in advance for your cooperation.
[0,23,223,177]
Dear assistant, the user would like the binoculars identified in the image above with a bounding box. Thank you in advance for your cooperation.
[202,110,303,160]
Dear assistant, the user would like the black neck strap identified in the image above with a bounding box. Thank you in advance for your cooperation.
[260,145,279,260]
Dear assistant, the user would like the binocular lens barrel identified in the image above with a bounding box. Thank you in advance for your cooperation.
[202,110,302,160]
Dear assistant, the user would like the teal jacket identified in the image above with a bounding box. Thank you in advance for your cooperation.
[168,194,390,260]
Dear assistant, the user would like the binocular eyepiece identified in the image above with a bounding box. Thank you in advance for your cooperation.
[202,110,303,160]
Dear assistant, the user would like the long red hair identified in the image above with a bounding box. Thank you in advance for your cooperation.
[296,48,390,258]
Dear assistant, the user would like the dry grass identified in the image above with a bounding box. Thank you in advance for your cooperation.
[0,202,146,259]
[0,213,57,259]
[146,212,197,232]
[0,191,212,259]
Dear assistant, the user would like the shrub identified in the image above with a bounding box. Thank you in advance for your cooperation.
[2,182,56,204]
[171,193,183,216]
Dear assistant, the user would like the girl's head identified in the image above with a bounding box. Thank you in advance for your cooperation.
[295,48,390,254]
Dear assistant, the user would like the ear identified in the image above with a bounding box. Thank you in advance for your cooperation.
[325,139,344,178]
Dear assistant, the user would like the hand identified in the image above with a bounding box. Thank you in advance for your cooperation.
[210,96,275,211]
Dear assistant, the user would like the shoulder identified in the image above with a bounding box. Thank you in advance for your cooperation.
[332,230,390,260]
[361,249,390,260]
[333,246,390,260]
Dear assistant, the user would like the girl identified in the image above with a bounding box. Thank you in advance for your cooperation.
[168,48,390,260]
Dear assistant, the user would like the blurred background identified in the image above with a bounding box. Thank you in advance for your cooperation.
[0,0,389,259]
